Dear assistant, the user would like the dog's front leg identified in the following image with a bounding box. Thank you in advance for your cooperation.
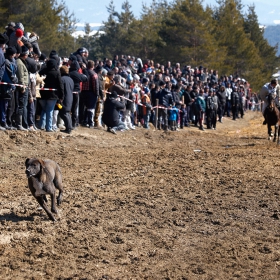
[36,196,56,221]
[50,192,58,214]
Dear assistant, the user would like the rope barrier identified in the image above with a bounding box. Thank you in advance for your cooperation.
[0,81,24,87]
[1,81,265,112]
[105,90,182,112]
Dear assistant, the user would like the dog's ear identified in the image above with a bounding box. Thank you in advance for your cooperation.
[25,158,30,167]
[38,159,45,169]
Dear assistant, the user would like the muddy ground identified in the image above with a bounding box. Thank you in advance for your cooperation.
[1,111,280,279]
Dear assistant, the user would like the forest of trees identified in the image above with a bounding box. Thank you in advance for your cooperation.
[0,0,279,91]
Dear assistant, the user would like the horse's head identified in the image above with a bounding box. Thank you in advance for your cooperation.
[267,92,277,112]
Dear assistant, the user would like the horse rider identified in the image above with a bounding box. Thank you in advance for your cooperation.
[259,79,278,125]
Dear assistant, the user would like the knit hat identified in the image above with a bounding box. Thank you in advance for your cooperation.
[101,69,108,76]
[6,47,17,56]
[69,54,77,61]
[95,65,102,73]
[49,50,58,58]
[15,22,24,31]
[16,29,24,38]
[39,53,47,61]
[47,59,57,70]
[20,45,29,56]
[0,33,9,44]
[142,77,149,84]
[159,80,165,86]
[7,22,15,28]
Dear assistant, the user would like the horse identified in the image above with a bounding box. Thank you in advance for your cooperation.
[264,93,280,144]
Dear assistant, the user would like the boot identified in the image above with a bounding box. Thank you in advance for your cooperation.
[16,115,27,131]
[199,125,205,131]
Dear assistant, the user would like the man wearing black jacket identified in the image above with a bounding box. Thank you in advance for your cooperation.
[102,91,126,134]
[231,86,239,120]
[81,60,100,128]
[69,58,88,128]
[183,85,193,127]
[189,85,199,126]
[156,80,173,130]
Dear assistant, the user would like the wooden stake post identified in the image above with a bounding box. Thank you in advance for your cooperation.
[155,99,159,130]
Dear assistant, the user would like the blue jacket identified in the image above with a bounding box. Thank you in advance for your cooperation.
[195,96,206,112]
[168,106,179,121]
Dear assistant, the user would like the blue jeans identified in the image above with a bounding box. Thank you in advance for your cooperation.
[39,99,57,131]
[143,113,150,128]
[27,100,35,126]
[112,121,126,131]
[0,99,8,124]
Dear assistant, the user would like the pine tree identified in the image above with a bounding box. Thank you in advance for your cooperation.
[57,6,77,57]
[213,0,264,89]
[244,4,280,88]
[127,0,169,60]
[157,0,221,68]
[98,0,120,58]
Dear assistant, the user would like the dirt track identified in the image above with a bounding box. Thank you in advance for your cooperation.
[1,111,280,279]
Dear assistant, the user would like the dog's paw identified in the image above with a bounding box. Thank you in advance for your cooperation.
[51,208,58,214]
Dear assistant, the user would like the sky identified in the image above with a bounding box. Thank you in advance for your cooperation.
[63,0,280,27]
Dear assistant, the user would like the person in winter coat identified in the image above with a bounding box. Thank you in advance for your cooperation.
[73,47,88,69]
[172,83,182,109]
[190,85,199,125]
[0,47,18,130]
[238,87,245,118]
[195,89,206,131]
[94,65,105,129]
[38,58,64,132]
[69,58,88,128]
[141,88,152,129]
[8,23,39,51]
[168,103,180,131]
[225,82,232,117]
[259,79,278,124]
[183,85,193,127]
[108,74,131,128]
[24,53,38,131]
[206,88,218,129]
[156,80,173,130]
[59,66,74,133]
[231,86,239,120]
[102,91,126,134]
[81,60,100,128]
[216,85,226,122]
[15,45,30,130]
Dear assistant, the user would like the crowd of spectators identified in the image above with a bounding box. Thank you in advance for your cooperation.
[0,21,259,135]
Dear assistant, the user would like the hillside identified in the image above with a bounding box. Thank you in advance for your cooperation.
[263,25,280,56]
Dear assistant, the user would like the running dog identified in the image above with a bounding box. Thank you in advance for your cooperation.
[25,158,64,221]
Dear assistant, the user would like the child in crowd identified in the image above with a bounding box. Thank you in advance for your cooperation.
[168,103,179,131]
[141,87,152,129]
